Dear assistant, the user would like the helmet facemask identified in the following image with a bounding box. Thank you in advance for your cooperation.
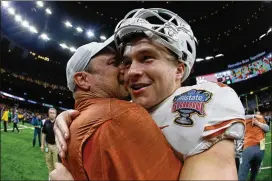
[114,8,198,82]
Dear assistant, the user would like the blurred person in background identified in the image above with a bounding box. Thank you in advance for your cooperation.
[12,109,20,133]
[1,108,9,132]
[8,108,12,125]
[23,111,28,125]
[41,108,58,174]
[32,113,42,147]
[238,110,270,181]
[17,110,24,124]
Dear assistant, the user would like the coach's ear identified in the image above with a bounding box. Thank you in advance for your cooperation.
[176,63,185,80]
[74,71,92,91]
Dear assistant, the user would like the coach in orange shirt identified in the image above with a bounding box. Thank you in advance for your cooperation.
[56,37,181,180]
[238,110,270,181]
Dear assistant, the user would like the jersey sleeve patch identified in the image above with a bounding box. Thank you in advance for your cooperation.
[172,89,213,126]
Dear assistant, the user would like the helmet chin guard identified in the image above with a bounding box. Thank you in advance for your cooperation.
[114,8,198,83]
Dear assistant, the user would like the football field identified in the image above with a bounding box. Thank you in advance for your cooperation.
[1,122,271,180]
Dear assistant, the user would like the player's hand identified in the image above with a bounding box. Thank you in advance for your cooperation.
[49,163,74,181]
[41,145,44,152]
[54,110,80,158]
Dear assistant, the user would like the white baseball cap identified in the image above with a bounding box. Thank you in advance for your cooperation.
[66,35,114,92]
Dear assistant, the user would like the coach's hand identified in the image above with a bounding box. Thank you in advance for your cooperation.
[49,163,74,181]
[54,109,80,158]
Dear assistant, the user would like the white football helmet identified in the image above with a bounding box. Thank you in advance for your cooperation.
[114,8,198,83]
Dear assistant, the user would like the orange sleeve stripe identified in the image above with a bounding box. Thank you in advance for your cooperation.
[216,82,229,87]
[204,119,245,131]
[203,128,227,140]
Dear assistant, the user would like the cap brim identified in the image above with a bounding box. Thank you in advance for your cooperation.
[92,35,114,57]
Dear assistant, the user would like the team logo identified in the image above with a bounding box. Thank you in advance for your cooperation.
[172,89,212,126]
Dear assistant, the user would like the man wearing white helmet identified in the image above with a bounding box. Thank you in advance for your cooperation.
[52,8,245,180]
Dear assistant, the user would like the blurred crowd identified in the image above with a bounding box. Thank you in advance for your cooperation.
[1,101,271,129]
[0,103,47,127]
[1,68,68,92]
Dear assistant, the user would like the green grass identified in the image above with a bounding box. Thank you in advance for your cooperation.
[1,122,48,180]
[252,131,272,181]
[1,122,271,180]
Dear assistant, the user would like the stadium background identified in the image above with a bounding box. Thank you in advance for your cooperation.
[1,1,271,180]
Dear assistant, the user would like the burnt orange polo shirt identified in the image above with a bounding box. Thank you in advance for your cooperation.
[63,97,181,180]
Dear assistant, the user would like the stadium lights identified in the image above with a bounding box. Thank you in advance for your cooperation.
[215,54,224,58]
[100,35,106,40]
[196,58,204,62]
[45,8,52,15]
[22,20,29,28]
[36,1,44,8]
[205,56,214,60]
[87,30,94,37]
[40,33,50,41]
[70,47,76,52]
[267,27,271,34]
[76,27,83,33]
[259,34,266,40]
[29,26,38,33]
[8,7,15,15]
[60,43,68,49]
[15,15,22,22]
[65,21,72,28]
[2,1,9,8]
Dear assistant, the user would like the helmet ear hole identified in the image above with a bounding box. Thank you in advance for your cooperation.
[182,51,188,61]
[186,41,192,54]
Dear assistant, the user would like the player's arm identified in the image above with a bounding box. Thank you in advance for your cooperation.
[181,84,245,180]
[49,163,74,181]
[53,110,80,157]
[180,139,237,180]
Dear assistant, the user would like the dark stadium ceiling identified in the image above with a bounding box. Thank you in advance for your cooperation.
[1,1,271,75]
